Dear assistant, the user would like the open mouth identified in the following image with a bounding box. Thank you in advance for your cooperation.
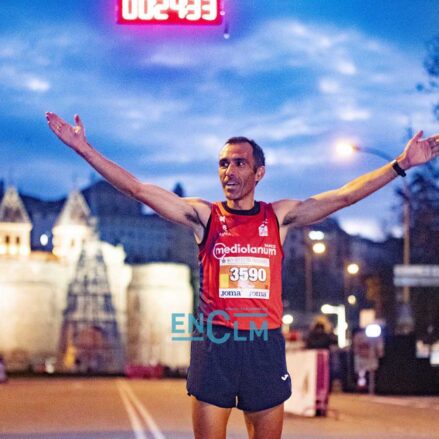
[224,182,238,188]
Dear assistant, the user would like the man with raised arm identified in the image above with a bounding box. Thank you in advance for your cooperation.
[46,111,439,439]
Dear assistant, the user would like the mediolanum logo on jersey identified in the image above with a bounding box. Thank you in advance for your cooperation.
[213,243,277,259]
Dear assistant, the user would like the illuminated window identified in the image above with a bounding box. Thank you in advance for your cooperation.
[16,236,20,244]
[5,235,10,244]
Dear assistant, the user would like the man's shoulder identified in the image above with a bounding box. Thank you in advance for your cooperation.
[270,199,299,213]
[184,198,213,211]
[271,199,302,211]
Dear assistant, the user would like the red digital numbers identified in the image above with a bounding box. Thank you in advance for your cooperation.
[117,0,222,25]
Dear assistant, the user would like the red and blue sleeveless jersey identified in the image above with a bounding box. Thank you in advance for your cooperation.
[198,201,284,330]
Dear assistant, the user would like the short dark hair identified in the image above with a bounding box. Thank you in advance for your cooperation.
[224,136,265,170]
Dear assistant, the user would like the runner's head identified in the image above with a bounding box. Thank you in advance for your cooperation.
[218,137,266,203]
[225,137,265,171]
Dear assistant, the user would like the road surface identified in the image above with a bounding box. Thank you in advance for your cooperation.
[0,378,438,438]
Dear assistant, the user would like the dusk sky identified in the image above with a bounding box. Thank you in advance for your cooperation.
[1,0,439,240]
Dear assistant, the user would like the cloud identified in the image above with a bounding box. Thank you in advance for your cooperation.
[0,18,427,143]
[25,77,51,92]
[0,65,51,94]
[134,18,384,82]
[148,51,198,68]
[338,107,371,121]
[264,146,328,168]
[339,216,388,241]
[1,15,436,240]
[335,60,357,75]
[319,78,340,94]
[113,17,428,151]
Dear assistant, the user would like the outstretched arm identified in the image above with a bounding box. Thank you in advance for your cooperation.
[46,112,211,242]
[274,130,439,229]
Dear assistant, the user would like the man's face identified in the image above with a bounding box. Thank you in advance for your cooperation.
[218,142,265,202]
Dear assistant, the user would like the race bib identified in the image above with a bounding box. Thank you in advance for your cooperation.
[219,256,270,299]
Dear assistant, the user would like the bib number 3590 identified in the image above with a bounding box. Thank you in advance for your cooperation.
[229,267,267,282]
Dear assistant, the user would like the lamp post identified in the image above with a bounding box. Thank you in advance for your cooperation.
[364,323,383,395]
[344,262,360,327]
[336,142,412,308]
[282,313,294,335]
[344,262,360,297]
[304,229,326,314]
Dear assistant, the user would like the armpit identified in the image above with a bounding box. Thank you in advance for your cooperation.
[185,210,202,225]
[282,212,298,226]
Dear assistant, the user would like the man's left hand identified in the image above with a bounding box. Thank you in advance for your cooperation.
[398,130,439,169]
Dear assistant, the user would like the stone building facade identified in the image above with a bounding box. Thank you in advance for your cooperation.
[0,186,192,372]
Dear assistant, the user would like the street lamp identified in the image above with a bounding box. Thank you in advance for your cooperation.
[304,230,326,314]
[346,263,360,275]
[336,141,411,308]
[365,323,382,338]
[40,233,49,247]
[312,242,326,254]
[282,314,294,325]
[347,295,357,305]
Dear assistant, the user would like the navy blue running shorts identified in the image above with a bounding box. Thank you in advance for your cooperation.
[186,324,292,412]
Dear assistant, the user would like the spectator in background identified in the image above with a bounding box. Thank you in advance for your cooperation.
[306,321,339,392]
[306,322,337,350]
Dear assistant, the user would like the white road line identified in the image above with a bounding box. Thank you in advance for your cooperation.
[116,381,149,439]
[118,380,166,439]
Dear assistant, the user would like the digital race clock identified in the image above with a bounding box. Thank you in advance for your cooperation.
[117,0,223,25]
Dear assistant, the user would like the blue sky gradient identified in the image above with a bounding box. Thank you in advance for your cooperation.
[1,0,438,239]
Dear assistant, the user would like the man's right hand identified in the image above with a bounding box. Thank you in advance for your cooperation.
[45,111,211,242]
[46,112,88,152]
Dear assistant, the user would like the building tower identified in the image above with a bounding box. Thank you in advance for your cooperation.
[52,190,93,260]
[0,186,32,257]
[57,240,124,373]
